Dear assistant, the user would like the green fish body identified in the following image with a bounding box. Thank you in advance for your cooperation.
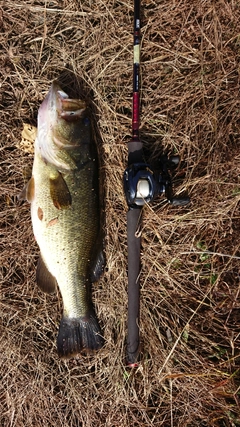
[24,82,104,357]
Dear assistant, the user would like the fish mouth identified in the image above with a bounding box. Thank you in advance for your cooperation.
[51,81,87,120]
[40,80,87,122]
[37,81,90,171]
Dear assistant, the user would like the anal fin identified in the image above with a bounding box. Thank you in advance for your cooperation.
[36,255,57,294]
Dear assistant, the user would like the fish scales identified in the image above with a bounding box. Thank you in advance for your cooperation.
[23,81,104,358]
[32,156,98,316]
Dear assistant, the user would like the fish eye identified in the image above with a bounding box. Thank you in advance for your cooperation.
[84,117,90,126]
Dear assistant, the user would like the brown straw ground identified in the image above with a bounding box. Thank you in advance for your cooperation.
[0,0,240,426]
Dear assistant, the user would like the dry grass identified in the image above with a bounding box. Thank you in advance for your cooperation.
[1,0,240,426]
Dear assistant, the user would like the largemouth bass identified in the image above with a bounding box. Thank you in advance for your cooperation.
[21,81,104,358]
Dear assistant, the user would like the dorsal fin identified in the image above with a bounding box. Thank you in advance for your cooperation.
[90,247,105,283]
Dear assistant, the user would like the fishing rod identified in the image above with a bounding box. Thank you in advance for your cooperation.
[123,0,190,367]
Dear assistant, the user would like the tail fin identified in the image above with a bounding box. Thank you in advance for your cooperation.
[57,312,104,358]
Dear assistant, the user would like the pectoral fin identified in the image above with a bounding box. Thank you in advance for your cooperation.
[36,255,57,294]
[18,177,35,202]
[49,171,72,210]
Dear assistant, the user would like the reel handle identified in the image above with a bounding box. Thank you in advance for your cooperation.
[170,196,191,206]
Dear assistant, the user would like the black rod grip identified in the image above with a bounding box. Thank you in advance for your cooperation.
[126,207,141,365]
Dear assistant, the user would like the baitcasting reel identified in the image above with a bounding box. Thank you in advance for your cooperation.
[124,154,190,208]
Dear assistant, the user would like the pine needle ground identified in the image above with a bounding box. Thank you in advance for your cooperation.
[0,1,239,426]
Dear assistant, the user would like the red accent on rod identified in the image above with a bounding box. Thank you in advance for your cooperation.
[132,92,140,131]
